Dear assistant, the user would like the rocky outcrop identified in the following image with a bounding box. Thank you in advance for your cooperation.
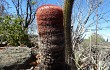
[0,47,34,70]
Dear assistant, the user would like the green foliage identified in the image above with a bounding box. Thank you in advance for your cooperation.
[81,39,90,48]
[31,1,36,5]
[88,33,105,43]
[82,33,105,48]
[0,16,32,46]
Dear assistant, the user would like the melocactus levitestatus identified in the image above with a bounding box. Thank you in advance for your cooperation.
[36,4,65,70]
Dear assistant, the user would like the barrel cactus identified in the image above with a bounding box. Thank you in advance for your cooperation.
[36,5,65,70]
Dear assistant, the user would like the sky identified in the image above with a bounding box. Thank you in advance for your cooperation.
[85,0,110,41]
[6,0,62,35]
[5,0,110,41]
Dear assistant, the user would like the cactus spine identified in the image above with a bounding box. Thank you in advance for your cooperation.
[36,5,65,70]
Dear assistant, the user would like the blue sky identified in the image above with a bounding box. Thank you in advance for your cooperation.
[6,0,63,13]
[6,0,62,35]
[6,0,110,41]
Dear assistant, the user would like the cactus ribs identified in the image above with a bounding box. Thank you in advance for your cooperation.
[36,4,65,70]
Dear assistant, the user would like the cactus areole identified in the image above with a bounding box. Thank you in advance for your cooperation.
[36,5,65,70]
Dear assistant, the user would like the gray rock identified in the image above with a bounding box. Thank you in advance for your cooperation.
[0,47,32,69]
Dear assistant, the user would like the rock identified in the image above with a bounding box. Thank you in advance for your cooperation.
[0,41,7,47]
[0,47,33,69]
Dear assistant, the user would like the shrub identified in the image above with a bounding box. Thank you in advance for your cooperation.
[0,16,32,47]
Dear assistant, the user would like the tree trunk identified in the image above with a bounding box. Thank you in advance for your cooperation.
[63,0,77,70]
[36,5,65,70]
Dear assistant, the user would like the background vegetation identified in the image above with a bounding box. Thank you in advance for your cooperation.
[0,16,33,46]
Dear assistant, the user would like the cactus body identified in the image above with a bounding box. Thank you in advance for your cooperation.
[36,5,65,70]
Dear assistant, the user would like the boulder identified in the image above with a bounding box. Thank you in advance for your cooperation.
[0,47,33,69]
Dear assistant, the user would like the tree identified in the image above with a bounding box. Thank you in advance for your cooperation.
[71,0,103,49]
[70,0,110,68]
[63,0,110,69]
[63,0,77,70]
[0,0,9,16]
[0,4,5,16]
[11,0,39,29]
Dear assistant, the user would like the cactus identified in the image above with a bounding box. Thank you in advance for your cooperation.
[36,5,65,70]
